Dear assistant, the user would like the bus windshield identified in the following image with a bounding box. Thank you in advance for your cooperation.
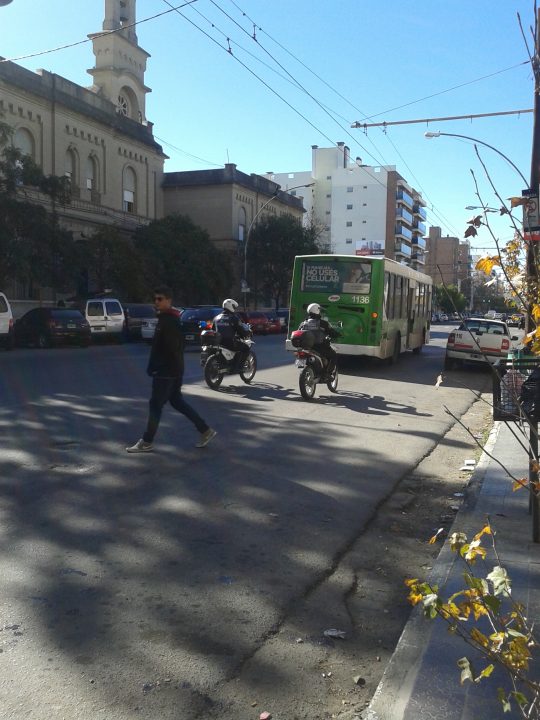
[300,259,372,295]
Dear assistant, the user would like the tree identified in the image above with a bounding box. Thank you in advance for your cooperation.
[434,284,467,314]
[248,214,320,310]
[134,214,233,305]
[0,119,74,293]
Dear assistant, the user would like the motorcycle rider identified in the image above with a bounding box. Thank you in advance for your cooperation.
[299,303,339,376]
[213,298,250,367]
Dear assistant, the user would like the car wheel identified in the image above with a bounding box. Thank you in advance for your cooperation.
[443,354,456,370]
[37,332,51,349]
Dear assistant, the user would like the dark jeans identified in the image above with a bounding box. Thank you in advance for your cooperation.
[314,343,337,374]
[143,377,209,443]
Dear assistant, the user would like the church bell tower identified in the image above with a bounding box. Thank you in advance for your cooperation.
[87,0,151,123]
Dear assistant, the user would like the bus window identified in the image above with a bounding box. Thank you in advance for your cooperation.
[403,278,409,319]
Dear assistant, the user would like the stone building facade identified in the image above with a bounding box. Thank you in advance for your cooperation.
[0,0,166,300]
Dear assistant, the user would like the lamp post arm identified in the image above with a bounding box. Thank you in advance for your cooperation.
[243,191,279,287]
[427,131,528,186]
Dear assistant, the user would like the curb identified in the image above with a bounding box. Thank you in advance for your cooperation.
[362,418,501,720]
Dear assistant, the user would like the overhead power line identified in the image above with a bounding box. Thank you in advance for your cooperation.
[352,108,533,129]
[0,1,199,64]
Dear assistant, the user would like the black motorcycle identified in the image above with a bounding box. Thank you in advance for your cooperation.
[290,329,339,401]
[200,325,257,389]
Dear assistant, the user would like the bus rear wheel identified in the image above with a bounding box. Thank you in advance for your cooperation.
[389,333,401,365]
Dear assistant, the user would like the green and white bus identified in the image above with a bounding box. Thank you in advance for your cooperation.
[287,254,432,362]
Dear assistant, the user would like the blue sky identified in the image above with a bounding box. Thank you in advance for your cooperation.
[1,0,535,254]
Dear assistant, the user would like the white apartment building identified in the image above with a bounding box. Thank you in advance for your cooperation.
[265,143,427,269]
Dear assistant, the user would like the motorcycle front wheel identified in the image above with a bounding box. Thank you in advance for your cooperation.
[327,365,339,393]
[299,366,317,401]
[204,355,223,389]
[239,351,257,384]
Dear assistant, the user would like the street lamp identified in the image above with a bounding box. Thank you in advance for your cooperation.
[465,205,499,212]
[424,131,528,186]
[242,182,314,309]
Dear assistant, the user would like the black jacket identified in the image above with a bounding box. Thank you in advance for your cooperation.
[147,308,184,378]
[213,310,248,347]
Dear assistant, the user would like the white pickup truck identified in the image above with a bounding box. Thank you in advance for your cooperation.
[444,318,519,369]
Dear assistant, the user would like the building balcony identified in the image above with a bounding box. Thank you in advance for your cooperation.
[396,207,413,225]
[413,220,426,235]
[411,235,426,249]
[413,204,427,220]
[411,252,426,264]
[396,189,414,208]
[395,241,412,257]
[395,223,413,241]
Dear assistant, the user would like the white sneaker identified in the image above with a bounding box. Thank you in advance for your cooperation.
[126,439,154,453]
[195,428,217,448]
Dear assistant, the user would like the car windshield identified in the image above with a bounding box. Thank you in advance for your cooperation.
[51,310,84,319]
[181,308,221,321]
[461,320,508,335]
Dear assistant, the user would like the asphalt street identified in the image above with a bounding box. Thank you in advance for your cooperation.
[0,326,491,719]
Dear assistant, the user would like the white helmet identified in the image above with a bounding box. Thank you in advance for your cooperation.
[222,298,238,312]
[307,303,321,316]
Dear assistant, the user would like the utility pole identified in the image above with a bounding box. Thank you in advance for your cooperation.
[526,9,540,333]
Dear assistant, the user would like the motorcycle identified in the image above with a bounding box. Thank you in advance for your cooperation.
[290,329,339,401]
[200,323,257,389]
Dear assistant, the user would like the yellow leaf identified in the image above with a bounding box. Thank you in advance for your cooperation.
[473,525,492,541]
[512,478,527,492]
[533,305,540,322]
[475,256,501,275]
[404,578,419,588]
[508,196,526,208]
[471,627,489,647]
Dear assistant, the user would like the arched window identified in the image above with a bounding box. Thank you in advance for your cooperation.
[238,206,247,242]
[117,86,140,122]
[123,166,136,213]
[65,148,78,186]
[14,127,35,159]
[85,155,97,191]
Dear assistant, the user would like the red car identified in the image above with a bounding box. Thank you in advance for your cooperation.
[239,311,270,335]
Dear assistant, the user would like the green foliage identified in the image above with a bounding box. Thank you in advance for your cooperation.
[0,120,74,291]
[248,214,320,310]
[434,284,467,313]
[134,214,233,305]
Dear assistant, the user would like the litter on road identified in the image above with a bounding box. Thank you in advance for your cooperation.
[323,628,347,639]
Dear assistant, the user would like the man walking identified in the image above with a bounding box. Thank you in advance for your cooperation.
[126,286,216,453]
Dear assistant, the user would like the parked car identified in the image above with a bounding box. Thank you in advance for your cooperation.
[439,313,448,322]
[444,317,519,369]
[238,311,270,335]
[14,308,91,348]
[179,306,222,345]
[122,303,156,341]
[85,298,125,339]
[0,291,14,349]
[507,313,525,327]
[140,307,182,343]
[264,313,282,334]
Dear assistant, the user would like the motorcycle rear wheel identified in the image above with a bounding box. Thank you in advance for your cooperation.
[204,355,223,389]
[299,366,317,401]
[239,351,257,384]
[327,366,339,393]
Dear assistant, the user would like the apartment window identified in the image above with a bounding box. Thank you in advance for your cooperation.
[85,155,97,190]
[346,204,353,210]
[325,210,331,215]
[345,239,352,244]
[363,203,367,206]
[326,175,332,180]
[326,193,331,198]
[362,220,367,224]
[363,185,367,189]
[346,221,352,227]
[347,186,353,192]
[290,190,296,196]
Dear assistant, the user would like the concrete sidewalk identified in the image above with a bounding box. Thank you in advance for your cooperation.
[365,420,540,720]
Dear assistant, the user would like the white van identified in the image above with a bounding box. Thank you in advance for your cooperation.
[85,298,125,338]
[0,292,14,349]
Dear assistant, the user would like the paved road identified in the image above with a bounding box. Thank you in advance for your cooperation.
[0,327,490,719]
